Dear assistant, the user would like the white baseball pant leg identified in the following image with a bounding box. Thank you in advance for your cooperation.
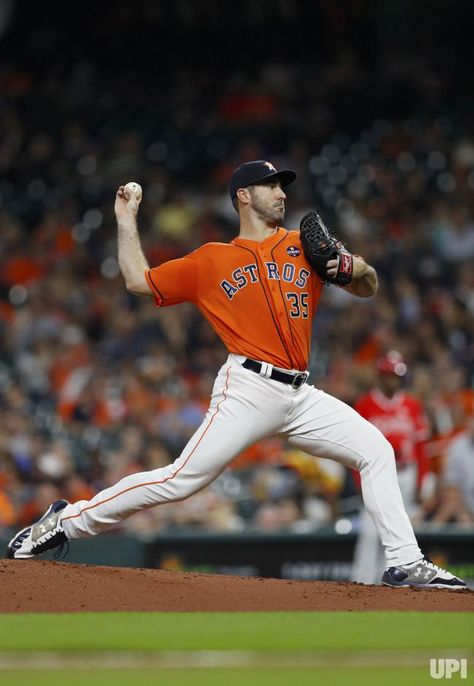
[351,463,419,583]
[282,384,422,568]
[61,354,423,570]
[61,356,292,538]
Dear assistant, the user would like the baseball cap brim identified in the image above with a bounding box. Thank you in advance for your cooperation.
[250,169,297,190]
[230,163,297,199]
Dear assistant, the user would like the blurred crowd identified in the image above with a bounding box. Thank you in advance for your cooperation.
[0,52,473,539]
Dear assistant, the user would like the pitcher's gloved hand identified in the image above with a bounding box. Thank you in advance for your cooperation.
[299,209,353,285]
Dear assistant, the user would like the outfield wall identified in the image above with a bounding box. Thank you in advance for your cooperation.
[2,526,473,584]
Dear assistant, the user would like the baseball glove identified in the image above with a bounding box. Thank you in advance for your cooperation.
[299,209,353,285]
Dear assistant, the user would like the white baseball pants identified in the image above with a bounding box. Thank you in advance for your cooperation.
[351,463,419,583]
[61,354,422,567]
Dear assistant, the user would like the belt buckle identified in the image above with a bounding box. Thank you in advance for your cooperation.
[292,372,308,388]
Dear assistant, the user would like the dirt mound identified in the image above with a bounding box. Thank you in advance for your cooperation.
[0,560,472,613]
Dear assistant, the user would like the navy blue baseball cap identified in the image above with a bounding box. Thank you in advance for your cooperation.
[229,160,297,200]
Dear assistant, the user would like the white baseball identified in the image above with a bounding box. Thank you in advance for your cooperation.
[124,182,142,196]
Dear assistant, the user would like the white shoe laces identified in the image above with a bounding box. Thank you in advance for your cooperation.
[423,559,454,578]
[404,558,452,576]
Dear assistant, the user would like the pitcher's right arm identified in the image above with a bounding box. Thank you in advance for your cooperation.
[115,183,152,296]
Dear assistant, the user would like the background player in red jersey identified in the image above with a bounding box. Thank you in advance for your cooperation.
[351,351,430,584]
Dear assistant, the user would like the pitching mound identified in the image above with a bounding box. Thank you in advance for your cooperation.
[0,560,472,613]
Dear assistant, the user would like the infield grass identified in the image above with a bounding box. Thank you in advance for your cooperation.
[0,611,472,652]
[0,612,472,686]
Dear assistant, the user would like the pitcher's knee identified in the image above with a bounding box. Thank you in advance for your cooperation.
[368,434,396,472]
[159,472,212,502]
[357,430,396,474]
[378,434,395,459]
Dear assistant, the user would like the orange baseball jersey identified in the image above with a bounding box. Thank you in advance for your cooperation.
[145,228,323,370]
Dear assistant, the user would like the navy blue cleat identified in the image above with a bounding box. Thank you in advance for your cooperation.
[382,558,467,590]
[6,500,69,559]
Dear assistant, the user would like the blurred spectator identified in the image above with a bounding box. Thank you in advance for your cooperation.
[281,449,346,526]
[432,417,474,526]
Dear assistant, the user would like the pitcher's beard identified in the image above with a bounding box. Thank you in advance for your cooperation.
[254,201,285,225]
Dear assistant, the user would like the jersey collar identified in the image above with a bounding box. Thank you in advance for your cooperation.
[371,389,406,410]
[231,227,287,247]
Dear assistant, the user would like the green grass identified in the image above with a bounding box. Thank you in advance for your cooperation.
[0,667,446,686]
[0,612,472,652]
[1,612,472,686]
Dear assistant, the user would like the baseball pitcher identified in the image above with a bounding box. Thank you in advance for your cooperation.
[7,161,466,589]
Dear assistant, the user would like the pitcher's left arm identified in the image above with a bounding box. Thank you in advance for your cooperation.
[329,255,378,297]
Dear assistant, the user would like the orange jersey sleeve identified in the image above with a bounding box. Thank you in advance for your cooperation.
[145,254,198,306]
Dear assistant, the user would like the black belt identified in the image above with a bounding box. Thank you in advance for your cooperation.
[242,358,309,388]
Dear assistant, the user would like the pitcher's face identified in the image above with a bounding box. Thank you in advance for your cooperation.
[248,180,287,223]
